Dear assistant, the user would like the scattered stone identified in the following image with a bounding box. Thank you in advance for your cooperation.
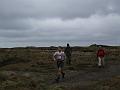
[22,73,31,78]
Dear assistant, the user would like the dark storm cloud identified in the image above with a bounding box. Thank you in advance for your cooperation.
[0,0,120,47]
[0,0,120,19]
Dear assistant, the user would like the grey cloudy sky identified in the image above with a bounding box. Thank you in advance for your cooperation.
[0,0,120,47]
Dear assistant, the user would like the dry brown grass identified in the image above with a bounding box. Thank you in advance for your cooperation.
[0,46,120,90]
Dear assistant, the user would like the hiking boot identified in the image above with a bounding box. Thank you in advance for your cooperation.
[55,78,59,83]
[55,77,60,83]
[98,66,102,68]
[62,73,65,79]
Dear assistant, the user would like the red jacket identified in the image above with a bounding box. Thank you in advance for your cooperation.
[97,49,105,57]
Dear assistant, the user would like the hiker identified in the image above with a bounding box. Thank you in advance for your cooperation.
[53,46,65,83]
[65,43,72,65]
[97,46,105,68]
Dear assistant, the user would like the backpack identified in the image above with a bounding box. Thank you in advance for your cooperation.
[98,49,105,56]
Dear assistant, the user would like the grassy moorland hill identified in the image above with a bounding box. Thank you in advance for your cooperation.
[0,46,120,90]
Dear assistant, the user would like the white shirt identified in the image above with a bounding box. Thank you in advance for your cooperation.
[53,51,65,61]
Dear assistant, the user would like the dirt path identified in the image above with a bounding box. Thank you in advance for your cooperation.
[1,62,120,90]
[49,64,120,88]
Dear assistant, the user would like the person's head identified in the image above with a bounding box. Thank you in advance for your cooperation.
[98,46,102,49]
[58,46,62,52]
[67,43,70,47]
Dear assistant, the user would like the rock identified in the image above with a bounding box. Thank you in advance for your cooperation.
[0,71,17,80]
[22,73,31,78]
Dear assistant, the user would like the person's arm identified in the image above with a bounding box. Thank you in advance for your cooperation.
[64,48,67,54]
[97,50,99,57]
[70,47,72,55]
[70,47,72,54]
[53,52,56,61]
[103,49,106,56]
[63,52,66,60]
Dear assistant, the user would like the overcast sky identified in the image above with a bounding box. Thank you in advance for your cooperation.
[0,0,120,47]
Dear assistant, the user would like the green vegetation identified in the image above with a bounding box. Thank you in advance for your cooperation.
[0,46,120,90]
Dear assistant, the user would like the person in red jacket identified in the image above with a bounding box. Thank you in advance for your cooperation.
[97,46,105,68]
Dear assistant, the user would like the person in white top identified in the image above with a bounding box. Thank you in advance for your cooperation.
[53,46,65,83]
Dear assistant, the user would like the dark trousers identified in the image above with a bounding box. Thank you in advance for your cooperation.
[66,55,71,65]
